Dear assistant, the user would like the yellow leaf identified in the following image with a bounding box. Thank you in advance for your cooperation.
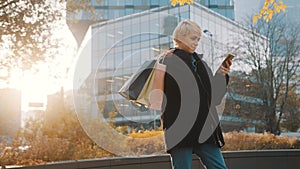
[253,15,258,23]
[170,0,177,6]
[281,4,287,12]
[268,9,273,14]
[273,3,278,9]
[262,5,268,12]
[263,1,269,8]
[268,11,273,20]
[279,0,284,5]
[263,15,268,21]
[253,14,261,23]
[260,9,264,14]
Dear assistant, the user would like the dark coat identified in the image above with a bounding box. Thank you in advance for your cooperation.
[161,49,228,152]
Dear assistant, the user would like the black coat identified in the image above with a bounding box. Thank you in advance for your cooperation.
[161,49,228,152]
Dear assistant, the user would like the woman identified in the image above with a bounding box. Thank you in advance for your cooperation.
[161,20,232,169]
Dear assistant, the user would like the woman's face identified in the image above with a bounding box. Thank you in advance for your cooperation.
[175,31,201,53]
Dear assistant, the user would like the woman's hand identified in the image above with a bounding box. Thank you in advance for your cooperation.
[217,65,230,75]
[217,57,233,75]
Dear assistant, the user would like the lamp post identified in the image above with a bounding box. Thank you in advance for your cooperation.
[203,29,214,72]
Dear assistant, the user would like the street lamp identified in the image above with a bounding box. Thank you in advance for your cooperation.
[203,29,214,72]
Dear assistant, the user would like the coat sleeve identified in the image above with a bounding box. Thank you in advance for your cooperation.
[202,61,229,106]
[211,73,228,106]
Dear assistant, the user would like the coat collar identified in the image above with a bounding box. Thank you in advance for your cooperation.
[172,48,204,60]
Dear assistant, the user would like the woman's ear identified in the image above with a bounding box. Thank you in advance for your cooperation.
[173,38,182,47]
[173,38,179,43]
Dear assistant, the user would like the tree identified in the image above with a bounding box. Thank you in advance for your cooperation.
[225,71,267,132]
[280,91,300,131]
[233,15,300,134]
[0,94,114,166]
[0,0,64,73]
[66,0,104,21]
[0,0,103,85]
[253,0,286,23]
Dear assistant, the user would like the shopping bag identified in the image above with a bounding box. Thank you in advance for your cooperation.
[135,61,166,110]
[118,60,156,100]
[119,49,173,110]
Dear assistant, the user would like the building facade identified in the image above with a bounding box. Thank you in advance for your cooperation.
[67,0,235,46]
[0,88,21,142]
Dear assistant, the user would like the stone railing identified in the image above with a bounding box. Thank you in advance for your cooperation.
[5,149,300,169]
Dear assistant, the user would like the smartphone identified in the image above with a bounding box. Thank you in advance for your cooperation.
[222,53,235,68]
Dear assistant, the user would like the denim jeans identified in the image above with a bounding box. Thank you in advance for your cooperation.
[169,143,228,169]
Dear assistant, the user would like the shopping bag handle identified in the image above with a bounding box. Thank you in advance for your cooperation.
[158,49,175,64]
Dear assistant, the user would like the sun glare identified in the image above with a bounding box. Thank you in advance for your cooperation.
[9,68,53,111]
[5,24,77,111]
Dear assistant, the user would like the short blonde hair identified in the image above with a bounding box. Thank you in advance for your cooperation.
[172,20,202,40]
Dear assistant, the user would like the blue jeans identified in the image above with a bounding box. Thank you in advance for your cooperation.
[169,143,228,169]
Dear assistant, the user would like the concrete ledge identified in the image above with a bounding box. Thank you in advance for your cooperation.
[6,149,300,169]
[223,150,300,169]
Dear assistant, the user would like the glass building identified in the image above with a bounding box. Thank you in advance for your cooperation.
[197,0,234,20]
[67,0,235,46]
[73,0,235,21]
[72,2,265,132]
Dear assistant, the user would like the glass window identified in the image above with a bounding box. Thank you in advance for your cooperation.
[216,0,226,6]
[116,0,125,5]
[151,0,159,5]
[133,0,143,5]
[125,0,133,5]
[125,8,134,15]
[210,0,217,5]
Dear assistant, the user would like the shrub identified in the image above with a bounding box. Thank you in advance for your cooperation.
[0,112,114,166]
[126,130,165,155]
[2,123,300,166]
[126,130,300,154]
[222,131,300,150]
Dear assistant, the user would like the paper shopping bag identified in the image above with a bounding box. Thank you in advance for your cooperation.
[118,60,156,100]
[136,62,166,110]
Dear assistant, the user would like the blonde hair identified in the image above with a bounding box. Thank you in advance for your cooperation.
[172,20,202,40]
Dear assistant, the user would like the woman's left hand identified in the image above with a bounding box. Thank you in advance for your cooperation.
[217,59,232,75]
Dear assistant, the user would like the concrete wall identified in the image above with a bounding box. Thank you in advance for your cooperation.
[8,150,300,169]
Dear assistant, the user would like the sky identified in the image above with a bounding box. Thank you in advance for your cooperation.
[235,0,300,25]
[235,0,264,23]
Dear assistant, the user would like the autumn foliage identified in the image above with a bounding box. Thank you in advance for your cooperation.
[1,112,300,167]
[253,0,286,23]
[222,131,300,150]
[0,111,115,166]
